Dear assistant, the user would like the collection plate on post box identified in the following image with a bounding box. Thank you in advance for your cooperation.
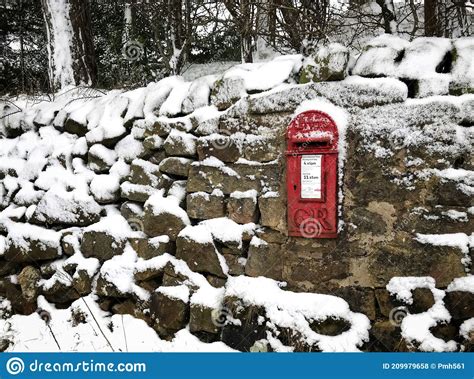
[301,155,322,199]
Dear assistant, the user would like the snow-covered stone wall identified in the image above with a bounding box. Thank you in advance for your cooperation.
[0,36,473,352]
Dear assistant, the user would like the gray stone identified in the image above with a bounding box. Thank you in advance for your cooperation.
[352,34,409,78]
[151,290,189,335]
[120,182,159,203]
[369,237,466,287]
[247,80,407,114]
[88,144,117,173]
[332,287,376,320]
[445,291,474,319]
[143,135,164,150]
[134,264,165,282]
[245,238,284,281]
[163,131,197,157]
[96,274,128,298]
[369,321,409,352]
[206,275,227,288]
[129,159,161,186]
[243,136,280,162]
[227,191,259,224]
[375,289,403,318]
[42,270,92,303]
[258,194,286,233]
[182,78,213,114]
[145,119,190,138]
[196,135,241,163]
[0,259,19,276]
[4,225,61,263]
[223,253,245,276]
[120,201,143,222]
[129,236,171,260]
[310,317,350,336]
[255,227,287,244]
[300,43,349,83]
[210,78,246,111]
[176,227,225,278]
[61,233,78,256]
[186,191,225,219]
[187,164,260,194]
[18,266,41,302]
[30,190,101,227]
[111,299,151,323]
[221,296,267,351]
[81,231,126,261]
[64,117,88,136]
[281,240,348,293]
[143,198,190,240]
[159,157,192,177]
[450,38,473,95]
[189,304,221,335]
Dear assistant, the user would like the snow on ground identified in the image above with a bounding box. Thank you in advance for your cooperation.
[387,277,457,352]
[0,295,235,352]
[225,276,370,352]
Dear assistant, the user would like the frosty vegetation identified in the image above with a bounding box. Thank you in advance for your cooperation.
[1,0,473,94]
[0,0,472,355]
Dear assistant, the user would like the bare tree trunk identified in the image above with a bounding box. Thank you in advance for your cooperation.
[274,0,301,52]
[167,0,191,75]
[408,0,419,39]
[268,0,276,45]
[19,0,25,93]
[376,0,397,34]
[224,0,255,63]
[69,0,97,86]
[424,0,440,36]
[41,0,96,90]
[255,0,279,60]
[240,0,253,63]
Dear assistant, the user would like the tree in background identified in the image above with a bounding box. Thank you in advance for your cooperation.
[224,0,258,62]
[1,0,473,95]
[425,0,442,36]
[41,0,97,90]
[375,0,397,34]
[274,0,332,53]
[152,0,194,74]
[0,0,48,94]
[424,0,472,37]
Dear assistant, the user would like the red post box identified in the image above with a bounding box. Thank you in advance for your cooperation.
[286,110,339,238]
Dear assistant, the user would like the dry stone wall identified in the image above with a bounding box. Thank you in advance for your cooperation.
[124,78,472,350]
[0,36,473,352]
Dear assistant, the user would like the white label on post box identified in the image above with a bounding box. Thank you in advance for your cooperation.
[301,155,322,199]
